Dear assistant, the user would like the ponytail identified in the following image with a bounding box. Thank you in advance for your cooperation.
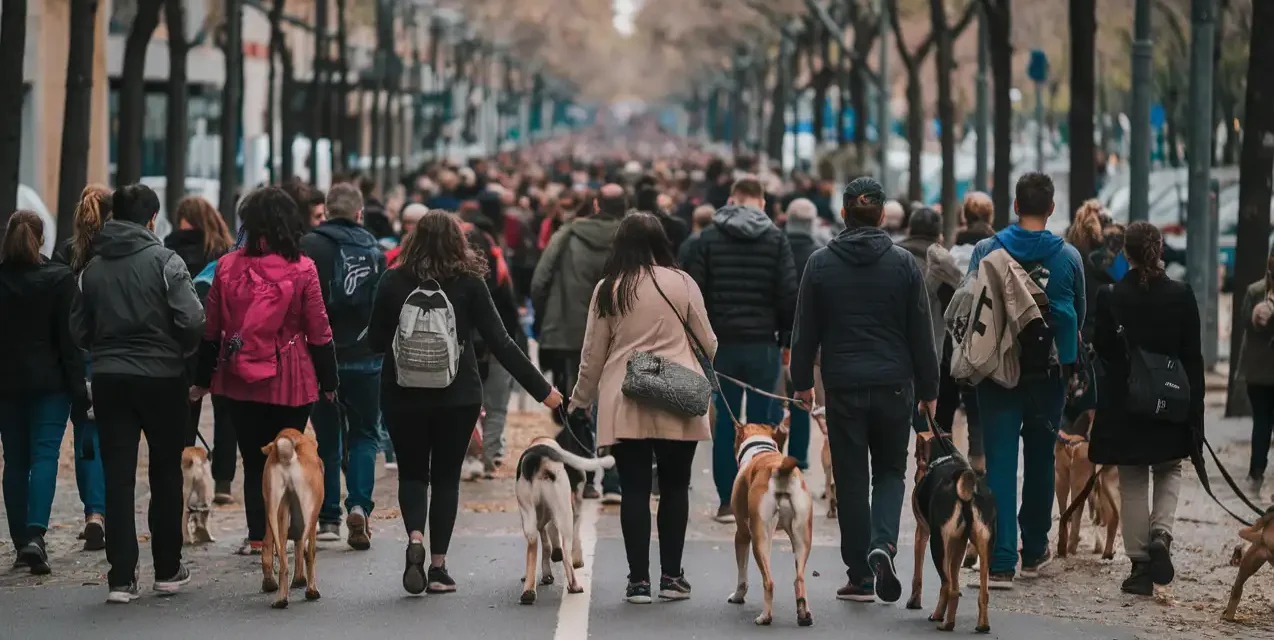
[72,184,112,273]
[1,210,45,265]
[1124,221,1164,288]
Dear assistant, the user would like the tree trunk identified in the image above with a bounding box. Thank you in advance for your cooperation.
[850,66,867,162]
[1069,0,1096,217]
[116,0,164,186]
[986,0,1013,229]
[56,0,99,245]
[266,0,281,182]
[310,0,327,184]
[164,0,188,218]
[1228,0,1274,415]
[279,38,295,182]
[838,44,851,148]
[219,0,242,230]
[334,0,349,174]
[766,45,789,167]
[905,68,924,203]
[932,0,958,241]
[0,0,25,241]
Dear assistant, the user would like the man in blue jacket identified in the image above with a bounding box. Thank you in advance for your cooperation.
[965,172,1085,590]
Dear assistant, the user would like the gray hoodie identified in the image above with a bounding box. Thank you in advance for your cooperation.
[72,220,206,378]
[531,215,622,351]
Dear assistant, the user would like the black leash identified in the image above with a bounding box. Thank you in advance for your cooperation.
[554,404,600,458]
[325,393,353,472]
[194,429,214,455]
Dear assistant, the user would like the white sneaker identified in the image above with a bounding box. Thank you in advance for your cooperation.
[601,492,622,505]
[384,461,399,470]
[106,584,140,604]
[317,522,341,541]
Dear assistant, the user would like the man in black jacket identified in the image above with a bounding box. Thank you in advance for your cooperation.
[300,182,387,551]
[790,177,939,605]
[686,176,798,523]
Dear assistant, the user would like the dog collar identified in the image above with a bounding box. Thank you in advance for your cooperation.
[737,435,779,468]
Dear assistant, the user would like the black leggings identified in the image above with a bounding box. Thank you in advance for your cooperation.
[223,399,313,542]
[188,394,237,483]
[384,403,481,554]
[612,438,698,583]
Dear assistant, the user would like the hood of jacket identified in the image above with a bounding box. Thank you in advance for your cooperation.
[314,217,379,248]
[925,243,963,291]
[567,215,621,251]
[897,235,938,261]
[827,226,895,266]
[96,220,162,259]
[713,204,773,241]
[0,260,72,298]
[995,225,1064,263]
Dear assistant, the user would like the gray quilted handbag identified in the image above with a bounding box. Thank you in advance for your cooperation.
[621,275,714,417]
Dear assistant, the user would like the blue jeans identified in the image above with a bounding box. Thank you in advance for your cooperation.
[0,394,71,542]
[311,366,382,523]
[711,343,781,506]
[976,374,1066,574]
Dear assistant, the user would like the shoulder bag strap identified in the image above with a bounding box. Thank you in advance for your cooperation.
[648,270,718,386]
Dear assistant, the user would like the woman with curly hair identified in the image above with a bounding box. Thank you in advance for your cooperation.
[192,186,338,556]
[366,209,560,595]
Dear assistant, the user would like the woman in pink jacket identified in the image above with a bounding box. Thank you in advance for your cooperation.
[192,186,338,555]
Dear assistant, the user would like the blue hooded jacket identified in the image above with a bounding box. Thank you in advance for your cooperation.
[967,225,1086,365]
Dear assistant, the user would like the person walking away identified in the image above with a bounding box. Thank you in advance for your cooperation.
[966,173,1085,589]
[71,184,206,602]
[570,213,717,603]
[895,208,949,434]
[300,183,387,549]
[685,176,798,523]
[677,204,715,266]
[366,210,561,595]
[0,212,91,574]
[1088,221,1202,595]
[778,198,824,469]
[1240,251,1274,490]
[943,192,996,465]
[790,177,939,603]
[192,186,339,558]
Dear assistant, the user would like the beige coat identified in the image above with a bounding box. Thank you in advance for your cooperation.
[569,266,718,447]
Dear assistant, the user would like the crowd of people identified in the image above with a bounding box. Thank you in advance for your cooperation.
[0,138,1252,609]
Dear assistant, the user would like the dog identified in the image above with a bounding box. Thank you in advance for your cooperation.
[1223,508,1274,622]
[906,430,996,634]
[515,425,614,605]
[810,406,835,519]
[726,422,814,627]
[1054,410,1120,559]
[181,447,216,545]
[261,428,324,609]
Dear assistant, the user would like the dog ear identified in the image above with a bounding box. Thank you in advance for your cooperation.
[261,442,275,456]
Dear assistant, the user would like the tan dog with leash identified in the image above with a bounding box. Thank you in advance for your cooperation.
[261,428,324,608]
[181,447,216,545]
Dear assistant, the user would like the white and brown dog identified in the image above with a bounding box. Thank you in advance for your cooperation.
[515,434,615,605]
[261,428,324,609]
[181,446,216,545]
[727,422,814,627]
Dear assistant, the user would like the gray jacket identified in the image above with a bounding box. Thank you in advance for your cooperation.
[531,216,622,351]
[72,221,205,378]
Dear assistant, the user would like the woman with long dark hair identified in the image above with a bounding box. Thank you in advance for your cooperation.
[1089,221,1203,596]
[569,212,717,604]
[367,210,559,595]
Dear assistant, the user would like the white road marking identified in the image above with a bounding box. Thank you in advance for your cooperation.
[554,500,600,640]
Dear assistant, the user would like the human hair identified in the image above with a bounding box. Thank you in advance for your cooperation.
[396,210,488,282]
[1014,172,1055,218]
[1124,221,1165,288]
[844,199,884,229]
[111,183,161,225]
[786,198,817,222]
[596,191,628,219]
[1066,199,1105,254]
[239,186,306,262]
[1,210,44,265]
[174,196,233,258]
[692,204,715,230]
[962,191,993,227]
[730,177,764,201]
[635,186,660,213]
[595,212,677,319]
[326,182,364,220]
[908,207,942,240]
[279,179,316,226]
[71,184,112,273]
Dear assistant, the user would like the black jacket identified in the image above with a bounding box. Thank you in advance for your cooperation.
[1088,273,1204,466]
[790,226,939,399]
[164,229,226,283]
[786,231,818,282]
[1079,250,1116,342]
[657,212,690,262]
[685,205,798,346]
[300,218,387,364]
[0,260,89,409]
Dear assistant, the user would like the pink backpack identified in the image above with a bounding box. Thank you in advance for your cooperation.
[219,263,296,384]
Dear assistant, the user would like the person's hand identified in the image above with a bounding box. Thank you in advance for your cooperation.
[918,399,938,422]
[189,386,210,403]
[543,388,564,410]
[1255,300,1274,328]
[794,388,815,408]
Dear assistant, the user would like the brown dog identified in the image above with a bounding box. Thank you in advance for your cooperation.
[181,447,215,545]
[261,428,324,608]
[1055,410,1119,559]
[811,407,836,519]
[1223,509,1274,621]
[727,423,814,627]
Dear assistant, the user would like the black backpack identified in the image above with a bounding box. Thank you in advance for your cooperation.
[1016,260,1059,377]
[313,225,384,350]
[1114,304,1192,422]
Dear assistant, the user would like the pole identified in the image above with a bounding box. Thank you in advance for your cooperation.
[1187,0,1218,368]
[219,0,242,231]
[877,0,891,195]
[1129,0,1153,222]
[974,6,989,192]
[1035,81,1045,173]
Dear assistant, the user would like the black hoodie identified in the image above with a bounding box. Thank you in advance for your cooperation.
[0,260,89,408]
[790,226,939,400]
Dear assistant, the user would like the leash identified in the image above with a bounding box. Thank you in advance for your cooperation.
[194,429,214,455]
[714,372,811,411]
[554,404,600,458]
[324,392,353,472]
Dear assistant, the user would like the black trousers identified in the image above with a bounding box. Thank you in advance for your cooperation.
[540,349,580,426]
[222,399,313,542]
[611,438,698,583]
[188,394,237,483]
[93,374,188,588]
[384,403,481,554]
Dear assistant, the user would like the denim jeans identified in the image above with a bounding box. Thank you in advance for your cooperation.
[711,343,782,506]
[311,365,382,523]
[481,361,517,464]
[0,394,71,542]
[976,373,1066,574]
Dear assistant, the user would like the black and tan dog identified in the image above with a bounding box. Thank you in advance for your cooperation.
[906,429,996,634]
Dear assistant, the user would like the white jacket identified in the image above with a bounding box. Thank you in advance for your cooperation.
[946,248,1048,388]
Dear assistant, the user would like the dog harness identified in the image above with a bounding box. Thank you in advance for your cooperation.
[736,435,779,469]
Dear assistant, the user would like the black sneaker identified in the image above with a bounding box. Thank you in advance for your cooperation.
[18,535,50,575]
[1121,561,1153,596]
[402,541,427,595]
[1020,549,1053,578]
[868,548,901,603]
[836,580,875,602]
[1147,530,1175,585]
[213,481,235,505]
[81,518,106,552]
[658,573,691,600]
[582,485,601,500]
[154,564,191,594]
[626,580,653,604]
[426,564,457,593]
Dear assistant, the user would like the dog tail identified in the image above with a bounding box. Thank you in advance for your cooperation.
[956,469,978,502]
[548,441,615,473]
[276,436,296,464]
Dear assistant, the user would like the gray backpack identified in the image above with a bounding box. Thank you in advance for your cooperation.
[392,281,461,388]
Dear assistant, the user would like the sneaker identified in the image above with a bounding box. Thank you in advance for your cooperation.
[461,456,484,481]
[601,492,622,505]
[402,541,427,595]
[1020,549,1053,578]
[868,548,901,603]
[658,573,692,600]
[19,535,50,575]
[1147,530,1175,585]
[714,505,735,524]
[836,580,876,602]
[988,572,1015,590]
[384,461,399,471]
[317,522,341,542]
[626,580,653,604]
[582,485,601,500]
[236,538,263,556]
[347,507,371,551]
[483,460,497,480]
[82,516,106,552]
[212,481,235,505]
[154,564,191,594]
[106,574,140,604]
[1121,561,1153,596]
[426,564,457,593]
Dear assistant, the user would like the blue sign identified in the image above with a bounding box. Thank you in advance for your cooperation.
[1150,103,1166,129]
[1027,50,1049,83]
